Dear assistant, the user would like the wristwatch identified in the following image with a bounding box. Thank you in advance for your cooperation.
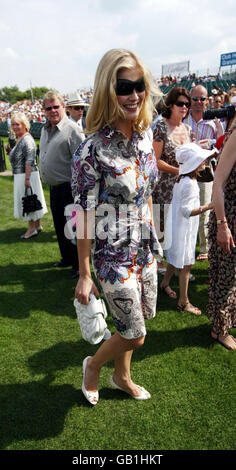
[216,219,227,225]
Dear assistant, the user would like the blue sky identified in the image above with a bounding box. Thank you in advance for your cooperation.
[1,0,235,93]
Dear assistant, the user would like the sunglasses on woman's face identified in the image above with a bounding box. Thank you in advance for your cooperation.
[116,77,146,96]
[175,100,190,108]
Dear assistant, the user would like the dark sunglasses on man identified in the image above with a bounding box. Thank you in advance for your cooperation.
[192,97,207,102]
[116,77,146,96]
[45,105,60,111]
[71,106,84,110]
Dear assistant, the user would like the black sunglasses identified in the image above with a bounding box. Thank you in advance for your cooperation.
[116,77,146,96]
[45,105,60,111]
[71,106,84,110]
[175,100,190,108]
[192,97,207,102]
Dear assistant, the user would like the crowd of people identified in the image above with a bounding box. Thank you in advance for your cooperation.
[0,90,93,124]
[4,49,236,406]
[156,72,233,87]
[0,77,235,126]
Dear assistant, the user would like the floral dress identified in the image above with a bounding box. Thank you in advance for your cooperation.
[207,133,236,336]
[71,125,162,339]
[152,118,191,229]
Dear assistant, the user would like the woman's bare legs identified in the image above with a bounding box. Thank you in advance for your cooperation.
[178,265,201,314]
[178,265,191,305]
[23,220,37,236]
[83,331,145,397]
[160,263,177,298]
[34,219,41,230]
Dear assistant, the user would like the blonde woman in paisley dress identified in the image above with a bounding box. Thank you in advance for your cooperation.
[71,49,162,405]
[152,87,192,298]
[207,123,236,350]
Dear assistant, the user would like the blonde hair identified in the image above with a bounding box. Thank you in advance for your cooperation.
[43,90,65,107]
[11,112,31,132]
[86,48,162,134]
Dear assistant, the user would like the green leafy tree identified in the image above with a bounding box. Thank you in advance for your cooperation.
[0,86,50,103]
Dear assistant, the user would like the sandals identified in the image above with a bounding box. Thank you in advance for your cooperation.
[177,302,201,315]
[20,230,38,239]
[197,253,208,261]
[160,284,177,299]
[110,376,151,400]
[211,331,236,351]
[81,356,99,406]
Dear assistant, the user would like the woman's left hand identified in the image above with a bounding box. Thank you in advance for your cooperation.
[24,178,31,187]
[217,224,235,254]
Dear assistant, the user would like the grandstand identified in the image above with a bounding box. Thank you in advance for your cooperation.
[159,76,236,95]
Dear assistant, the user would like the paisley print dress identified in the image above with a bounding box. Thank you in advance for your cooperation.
[71,126,162,339]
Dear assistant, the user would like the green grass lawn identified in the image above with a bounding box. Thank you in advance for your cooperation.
[0,173,235,451]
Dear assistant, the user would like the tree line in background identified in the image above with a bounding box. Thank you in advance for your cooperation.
[0,86,50,103]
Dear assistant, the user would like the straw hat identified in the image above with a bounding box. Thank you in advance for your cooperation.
[66,91,89,107]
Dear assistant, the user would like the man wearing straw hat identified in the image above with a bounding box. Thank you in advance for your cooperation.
[66,92,89,137]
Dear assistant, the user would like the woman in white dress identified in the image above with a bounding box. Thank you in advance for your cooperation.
[8,112,47,238]
[163,143,214,315]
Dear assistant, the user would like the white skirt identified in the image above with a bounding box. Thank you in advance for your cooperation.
[14,171,48,221]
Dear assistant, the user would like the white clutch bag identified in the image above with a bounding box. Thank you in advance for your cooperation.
[74,294,111,345]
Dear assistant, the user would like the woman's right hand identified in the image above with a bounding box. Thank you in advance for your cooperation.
[75,275,99,305]
[217,224,235,254]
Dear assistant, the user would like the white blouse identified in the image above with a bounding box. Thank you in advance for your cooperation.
[164,176,200,269]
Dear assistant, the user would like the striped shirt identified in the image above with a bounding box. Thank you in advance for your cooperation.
[184,112,217,141]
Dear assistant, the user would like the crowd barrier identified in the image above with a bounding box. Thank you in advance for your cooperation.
[0,121,44,139]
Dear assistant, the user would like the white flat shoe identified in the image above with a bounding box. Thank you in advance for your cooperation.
[82,356,99,406]
[110,376,151,400]
[20,230,38,239]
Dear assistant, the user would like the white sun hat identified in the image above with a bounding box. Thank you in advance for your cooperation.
[176,142,216,175]
[66,91,89,107]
